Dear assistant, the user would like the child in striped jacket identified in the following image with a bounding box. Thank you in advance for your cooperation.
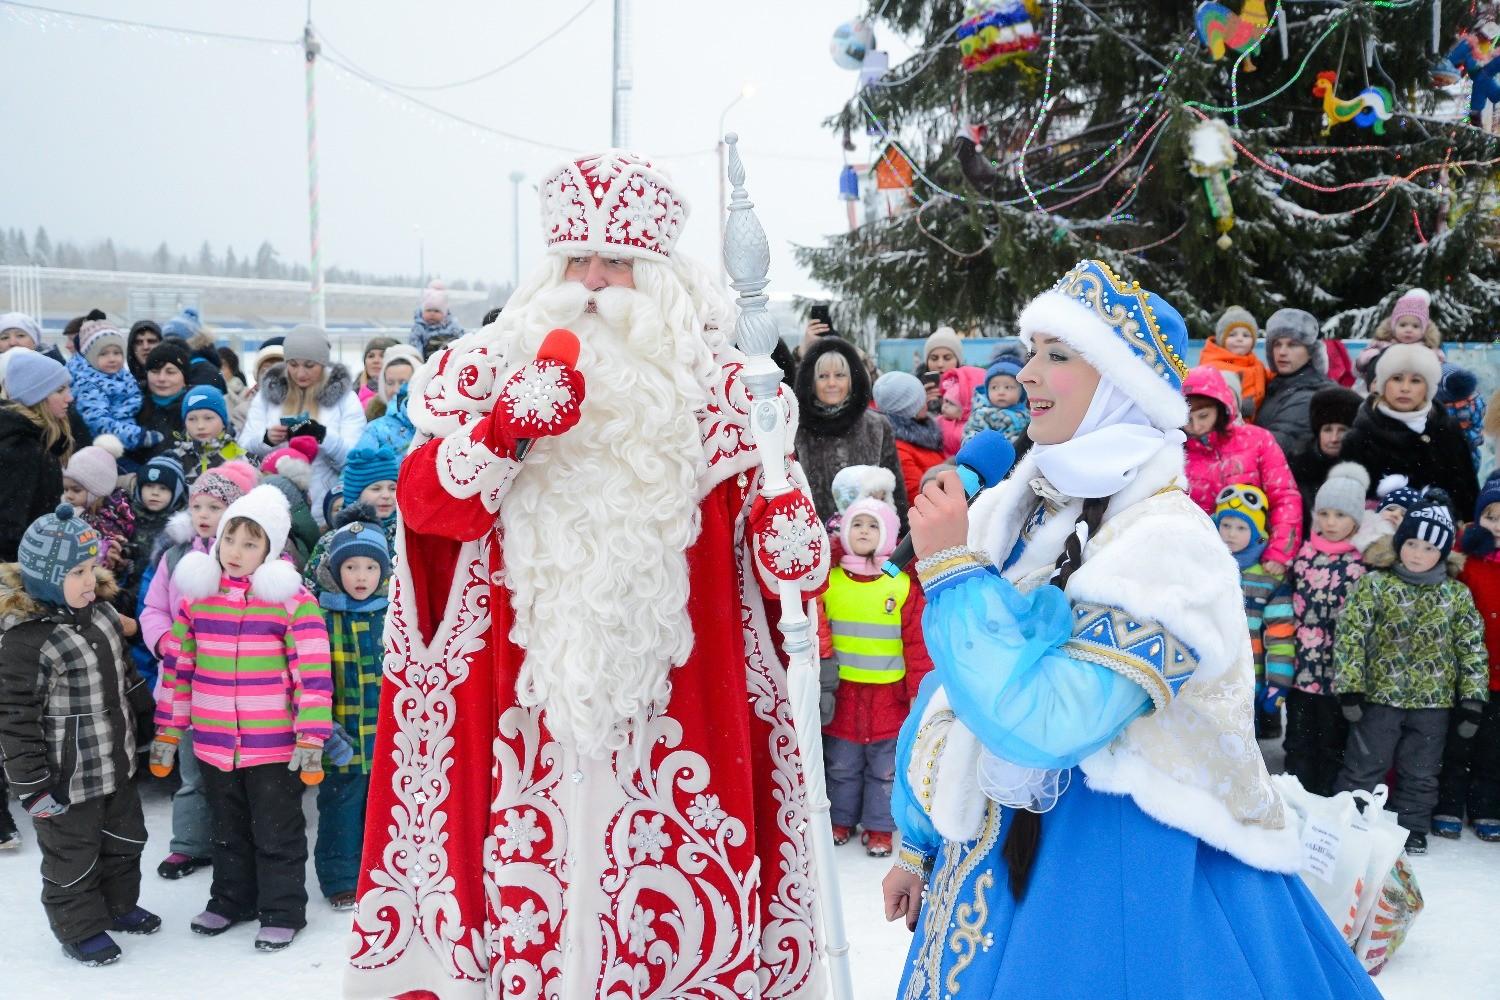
[1214,485,1295,740]
[312,509,388,910]
[148,485,333,952]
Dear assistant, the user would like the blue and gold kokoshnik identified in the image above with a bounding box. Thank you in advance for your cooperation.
[1050,259,1190,393]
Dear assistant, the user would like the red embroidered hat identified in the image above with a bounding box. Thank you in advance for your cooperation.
[540,150,690,262]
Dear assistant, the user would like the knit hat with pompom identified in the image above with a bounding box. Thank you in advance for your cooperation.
[62,434,124,499]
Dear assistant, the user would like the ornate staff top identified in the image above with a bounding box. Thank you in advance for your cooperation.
[722,133,782,402]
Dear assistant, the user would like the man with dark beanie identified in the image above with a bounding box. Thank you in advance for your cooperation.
[1288,385,1363,537]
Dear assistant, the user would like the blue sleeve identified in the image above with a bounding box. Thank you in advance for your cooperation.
[891,670,944,859]
[922,563,1156,770]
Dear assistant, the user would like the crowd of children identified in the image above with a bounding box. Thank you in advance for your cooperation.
[0,309,420,966]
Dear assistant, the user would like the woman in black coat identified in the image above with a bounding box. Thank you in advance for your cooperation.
[1337,345,1476,521]
[126,341,191,465]
[793,335,908,526]
[0,399,75,563]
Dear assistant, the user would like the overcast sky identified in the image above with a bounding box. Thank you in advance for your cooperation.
[2,0,915,297]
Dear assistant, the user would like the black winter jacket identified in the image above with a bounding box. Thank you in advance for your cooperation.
[0,565,151,807]
[1254,364,1337,458]
[0,403,69,562]
[1339,398,1477,521]
[127,391,186,465]
[793,337,909,525]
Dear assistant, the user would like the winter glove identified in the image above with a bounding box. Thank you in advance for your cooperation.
[485,353,586,455]
[1339,692,1365,724]
[289,739,325,786]
[323,724,356,768]
[748,490,829,600]
[819,655,839,727]
[22,790,68,819]
[139,429,165,449]
[148,734,178,778]
[293,419,328,444]
[1259,685,1285,715]
[1457,699,1485,740]
[1462,524,1497,558]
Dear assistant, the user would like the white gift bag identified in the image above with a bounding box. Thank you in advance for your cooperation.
[1271,774,1373,944]
[1345,786,1408,945]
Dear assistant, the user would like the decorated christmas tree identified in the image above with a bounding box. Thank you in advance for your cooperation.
[799,0,1500,340]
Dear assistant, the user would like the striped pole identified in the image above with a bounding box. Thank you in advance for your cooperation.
[304,22,326,328]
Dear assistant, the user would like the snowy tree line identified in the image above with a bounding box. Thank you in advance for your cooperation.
[0,226,490,292]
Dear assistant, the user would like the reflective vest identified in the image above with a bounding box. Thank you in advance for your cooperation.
[824,566,911,684]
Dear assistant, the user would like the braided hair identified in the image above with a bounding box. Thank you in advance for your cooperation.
[999,493,1110,901]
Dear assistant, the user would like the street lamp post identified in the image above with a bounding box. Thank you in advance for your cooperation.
[716,84,756,285]
[509,170,526,290]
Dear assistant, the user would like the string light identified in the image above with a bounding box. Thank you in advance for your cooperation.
[1122,221,1188,255]
[1229,0,1284,129]
[1186,9,1352,116]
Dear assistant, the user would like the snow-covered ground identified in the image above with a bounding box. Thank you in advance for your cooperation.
[1,769,1496,998]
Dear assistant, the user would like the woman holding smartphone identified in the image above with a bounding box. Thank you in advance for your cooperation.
[238,325,366,526]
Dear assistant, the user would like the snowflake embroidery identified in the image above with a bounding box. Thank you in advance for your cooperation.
[543,176,588,240]
[608,179,668,246]
[498,899,545,950]
[686,793,727,832]
[626,906,657,956]
[503,365,571,427]
[626,813,671,865]
[495,807,546,860]
[762,510,821,575]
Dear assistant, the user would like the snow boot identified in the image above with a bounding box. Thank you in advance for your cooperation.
[254,926,298,952]
[62,932,121,966]
[1474,818,1500,842]
[1404,831,1427,855]
[110,906,161,935]
[831,824,852,846]
[1431,815,1462,839]
[327,891,357,911]
[190,910,241,936]
[863,831,893,857]
[157,852,212,879]
[0,827,19,850]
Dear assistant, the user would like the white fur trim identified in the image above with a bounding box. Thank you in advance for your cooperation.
[269,455,312,493]
[926,694,988,843]
[172,550,223,601]
[92,433,124,458]
[164,510,194,546]
[250,559,303,604]
[1375,474,1408,500]
[1080,748,1303,872]
[1019,290,1189,431]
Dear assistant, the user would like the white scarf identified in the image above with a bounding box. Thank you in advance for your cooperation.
[1376,400,1431,434]
[1030,376,1185,499]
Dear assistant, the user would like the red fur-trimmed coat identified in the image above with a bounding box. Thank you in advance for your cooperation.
[347,354,829,999]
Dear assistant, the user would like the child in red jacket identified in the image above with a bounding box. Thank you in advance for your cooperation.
[1440,472,1500,842]
[817,497,933,857]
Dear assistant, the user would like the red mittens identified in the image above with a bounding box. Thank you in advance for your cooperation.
[749,490,829,598]
[485,357,586,455]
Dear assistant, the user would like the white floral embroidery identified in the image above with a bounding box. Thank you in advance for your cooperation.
[503,364,572,426]
[498,899,545,950]
[626,813,671,865]
[608,179,668,246]
[685,793,727,831]
[494,807,546,860]
[626,906,657,957]
[762,509,821,575]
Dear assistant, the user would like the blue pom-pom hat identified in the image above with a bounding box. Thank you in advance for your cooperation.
[1017,259,1190,431]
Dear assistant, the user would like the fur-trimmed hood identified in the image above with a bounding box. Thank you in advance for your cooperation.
[255,361,355,410]
[794,336,872,439]
[0,562,118,624]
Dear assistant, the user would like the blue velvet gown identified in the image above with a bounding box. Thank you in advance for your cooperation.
[892,554,1383,1000]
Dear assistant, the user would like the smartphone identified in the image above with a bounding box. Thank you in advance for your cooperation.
[280,414,306,427]
[809,303,837,338]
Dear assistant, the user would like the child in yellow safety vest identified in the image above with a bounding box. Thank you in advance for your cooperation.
[817,496,933,858]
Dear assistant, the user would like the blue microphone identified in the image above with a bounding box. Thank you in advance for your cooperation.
[882,431,1017,577]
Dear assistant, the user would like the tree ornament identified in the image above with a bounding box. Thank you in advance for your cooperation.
[1312,71,1394,135]
[869,142,917,218]
[829,19,876,70]
[838,164,861,231]
[957,1,1041,73]
[1186,118,1238,250]
[1196,0,1270,71]
[1434,26,1500,126]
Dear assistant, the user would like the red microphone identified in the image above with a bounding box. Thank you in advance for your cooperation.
[513,328,582,461]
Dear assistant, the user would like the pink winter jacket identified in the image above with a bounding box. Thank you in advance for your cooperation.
[938,366,988,456]
[1184,365,1304,565]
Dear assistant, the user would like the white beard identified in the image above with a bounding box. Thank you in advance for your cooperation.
[497,282,713,758]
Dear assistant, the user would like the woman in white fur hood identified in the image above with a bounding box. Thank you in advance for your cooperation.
[883,260,1379,1000]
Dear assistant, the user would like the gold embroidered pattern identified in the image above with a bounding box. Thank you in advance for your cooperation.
[946,871,996,996]
[901,801,1003,1000]
[1063,601,1199,711]
[1052,259,1188,384]
[908,709,955,813]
